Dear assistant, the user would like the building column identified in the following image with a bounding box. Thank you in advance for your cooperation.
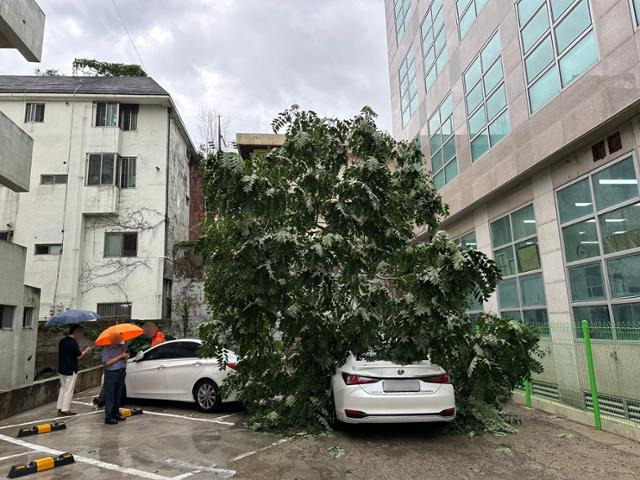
[533,168,583,407]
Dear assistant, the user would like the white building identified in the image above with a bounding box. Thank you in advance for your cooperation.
[0,0,45,389]
[0,75,195,325]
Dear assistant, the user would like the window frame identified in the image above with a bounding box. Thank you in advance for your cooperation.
[117,156,136,189]
[1,305,15,331]
[515,0,599,114]
[456,0,489,39]
[463,29,510,162]
[394,0,412,42]
[104,232,138,258]
[427,93,458,190]
[40,174,68,185]
[34,244,63,255]
[94,102,119,127]
[24,103,45,123]
[23,307,34,329]
[118,104,139,131]
[86,153,117,187]
[96,302,132,322]
[555,154,640,340]
[629,0,640,29]
[420,0,448,92]
[490,203,549,335]
[399,45,419,128]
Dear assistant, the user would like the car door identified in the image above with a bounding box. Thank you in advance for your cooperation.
[163,341,204,401]
[126,343,176,399]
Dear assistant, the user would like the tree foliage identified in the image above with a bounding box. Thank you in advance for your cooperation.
[199,106,542,434]
[72,58,147,77]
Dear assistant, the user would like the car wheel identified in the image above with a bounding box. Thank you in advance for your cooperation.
[328,392,343,430]
[193,379,221,413]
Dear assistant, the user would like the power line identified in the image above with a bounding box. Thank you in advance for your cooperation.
[110,0,146,70]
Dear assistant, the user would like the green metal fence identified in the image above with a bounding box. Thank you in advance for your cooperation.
[520,320,640,431]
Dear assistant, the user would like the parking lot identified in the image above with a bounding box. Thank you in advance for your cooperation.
[2,387,640,479]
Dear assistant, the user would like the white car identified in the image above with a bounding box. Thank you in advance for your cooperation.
[125,339,237,412]
[330,354,456,424]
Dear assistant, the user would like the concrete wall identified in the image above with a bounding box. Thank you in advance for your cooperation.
[0,366,102,421]
[0,97,192,321]
[0,0,45,62]
[171,242,208,336]
[0,241,40,390]
[0,110,33,192]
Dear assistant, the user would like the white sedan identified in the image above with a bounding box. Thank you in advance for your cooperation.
[330,354,456,424]
[125,339,237,412]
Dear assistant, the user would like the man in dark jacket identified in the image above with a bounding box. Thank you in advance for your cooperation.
[56,325,92,415]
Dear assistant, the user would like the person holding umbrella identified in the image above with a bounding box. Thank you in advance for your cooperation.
[56,325,92,416]
[96,323,143,425]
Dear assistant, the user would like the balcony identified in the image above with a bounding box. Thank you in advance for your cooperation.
[0,0,45,62]
[83,185,119,215]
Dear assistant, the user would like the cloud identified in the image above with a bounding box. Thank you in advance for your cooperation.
[0,0,391,144]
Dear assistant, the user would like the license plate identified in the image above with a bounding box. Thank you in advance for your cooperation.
[382,379,420,392]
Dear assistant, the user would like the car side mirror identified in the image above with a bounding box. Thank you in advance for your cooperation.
[133,351,144,362]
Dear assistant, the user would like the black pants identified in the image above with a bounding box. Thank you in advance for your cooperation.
[104,369,126,420]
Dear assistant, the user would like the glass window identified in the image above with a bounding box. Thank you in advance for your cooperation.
[429,94,458,189]
[592,157,639,211]
[0,305,15,330]
[612,303,640,340]
[511,204,537,240]
[105,232,138,257]
[557,178,593,223]
[517,0,598,113]
[495,246,516,276]
[95,102,118,127]
[24,103,45,123]
[520,273,546,306]
[607,254,640,299]
[399,46,418,127]
[119,104,139,131]
[568,262,605,302]
[529,67,561,112]
[554,0,591,54]
[522,6,550,53]
[525,35,554,82]
[558,31,598,87]
[599,203,640,255]
[459,231,478,249]
[491,215,511,248]
[464,31,510,162]
[562,219,600,262]
[634,0,640,27]
[516,239,541,272]
[518,0,545,24]
[498,279,519,308]
[557,155,640,340]
[394,0,412,41]
[574,305,612,339]
[457,0,489,38]
[87,153,116,186]
[421,0,448,92]
[523,309,550,336]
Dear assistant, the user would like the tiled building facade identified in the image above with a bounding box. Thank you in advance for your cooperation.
[386,0,640,410]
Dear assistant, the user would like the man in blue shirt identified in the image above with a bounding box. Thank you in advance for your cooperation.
[101,332,129,425]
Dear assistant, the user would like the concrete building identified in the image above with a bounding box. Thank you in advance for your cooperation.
[0,0,45,389]
[0,76,196,329]
[385,0,640,415]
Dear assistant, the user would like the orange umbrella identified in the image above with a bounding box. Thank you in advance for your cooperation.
[95,323,143,346]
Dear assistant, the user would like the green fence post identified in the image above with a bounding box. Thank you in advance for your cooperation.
[524,378,532,408]
[582,319,602,430]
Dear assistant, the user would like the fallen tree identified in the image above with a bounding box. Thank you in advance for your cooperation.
[199,106,542,434]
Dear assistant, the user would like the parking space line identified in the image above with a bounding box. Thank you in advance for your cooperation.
[228,438,290,463]
[0,410,101,431]
[0,433,175,480]
[0,451,32,462]
[71,401,235,426]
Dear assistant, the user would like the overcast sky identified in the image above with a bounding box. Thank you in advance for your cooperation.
[0,0,392,146]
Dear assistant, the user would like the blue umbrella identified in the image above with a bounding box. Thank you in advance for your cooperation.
[45,310,100,327]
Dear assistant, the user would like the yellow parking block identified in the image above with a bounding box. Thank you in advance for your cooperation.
[17,421,66,438]
[7,453,75,478]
